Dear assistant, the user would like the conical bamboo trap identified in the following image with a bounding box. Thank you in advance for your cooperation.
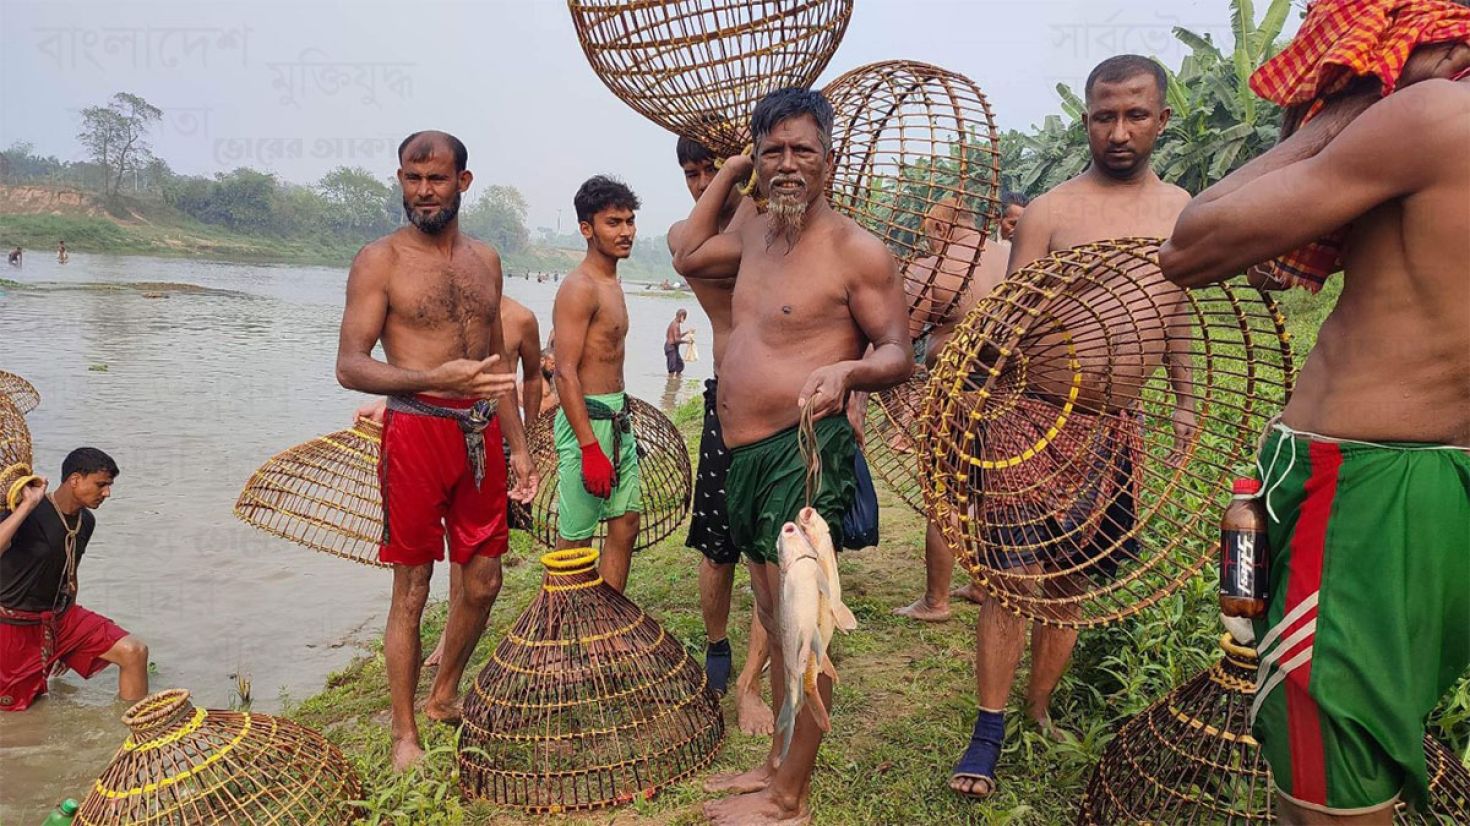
[518,396,692,552]
[78,688,362,825]
[0,368,40,414]
[0,392,40,512]
[862,368,928,515]
[568,0,853,157]
[920,238,1295,628]
[234,418,388,567]
[459,548,724,812]
[825,60,1002,331]
[1077,635,1470,824]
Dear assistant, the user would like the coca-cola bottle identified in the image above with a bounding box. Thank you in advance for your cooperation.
[1220,478,1269,618]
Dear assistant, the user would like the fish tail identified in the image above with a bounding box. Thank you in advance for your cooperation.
[832,598,858,632]
[804,658,831,732]
[775,696,797,761]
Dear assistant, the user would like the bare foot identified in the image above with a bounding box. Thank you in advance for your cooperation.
[423,695,463,726]
[1027,712,1075,743]
[391,737,425,773]
[736,685,775,736]
[950,582,987,605]
[423,635,445,668]
[949,772,996,800]
[892,597,951,623]
[703,761,775,794]
[703,789,809,825]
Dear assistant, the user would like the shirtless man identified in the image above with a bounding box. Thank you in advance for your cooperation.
[669,136,773,734]
[336,130,536,771]
[665,308,688,377]
[672,87,911,825]
[949,55,1196,800]
[893,196,1012,624]
[56,240,68,264]
[1161,14,1470,822]
[998,190,1028,242]
[551,176,642,593]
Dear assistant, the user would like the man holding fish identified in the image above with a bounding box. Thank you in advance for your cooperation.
[672,87,912,825]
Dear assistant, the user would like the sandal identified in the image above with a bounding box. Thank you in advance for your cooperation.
[950,710,1004,801]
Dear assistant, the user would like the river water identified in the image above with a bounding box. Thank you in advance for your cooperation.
[0,251,710,819]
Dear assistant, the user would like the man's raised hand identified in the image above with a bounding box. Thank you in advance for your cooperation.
[430,355,516,398]
[17,477,47,511]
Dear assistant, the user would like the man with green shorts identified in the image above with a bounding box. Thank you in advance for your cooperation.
[552,175,644,593]
[1162,7,1470,820]
[671,88,912,825]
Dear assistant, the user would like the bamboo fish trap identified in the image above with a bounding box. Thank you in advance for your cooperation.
[0,368,40,414]
[920,238,1295,628]
[459,547,724,813]
[1077,635,1470,824]
[0,392,40,513]
[568,0,853,157]
[825,60,1002,331]
[77,688,362,825]
[861,368,928,515]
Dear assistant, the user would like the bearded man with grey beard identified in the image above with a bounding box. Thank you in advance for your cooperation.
[672,88,912,826]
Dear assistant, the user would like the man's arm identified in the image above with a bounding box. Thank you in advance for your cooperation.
[0,481,44,556]
[1161,82,1464,287]
[518,313,542,427]
[1005,195,1053,275]
[670,157,750,280]
[552,278,599,448]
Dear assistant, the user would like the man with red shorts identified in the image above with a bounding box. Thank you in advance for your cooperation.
[0,447,149,711]
[337,130,537,771]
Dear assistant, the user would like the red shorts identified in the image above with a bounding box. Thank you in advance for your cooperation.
[379,396,509,566]
[0,604,129,712]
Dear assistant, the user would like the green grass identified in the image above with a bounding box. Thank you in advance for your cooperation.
[0,213,363,266]
[286,291,1468,825]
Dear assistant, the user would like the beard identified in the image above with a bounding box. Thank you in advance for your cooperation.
[403,191,461,235]
[765,189,810,251]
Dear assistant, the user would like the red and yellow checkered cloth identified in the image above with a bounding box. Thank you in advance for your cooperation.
[1248,0,1470,291]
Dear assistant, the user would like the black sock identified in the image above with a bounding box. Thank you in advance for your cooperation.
[705,638,733,696]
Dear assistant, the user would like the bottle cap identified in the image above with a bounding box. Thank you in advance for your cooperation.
[1232,478,1261,495]
[62,799,80,814]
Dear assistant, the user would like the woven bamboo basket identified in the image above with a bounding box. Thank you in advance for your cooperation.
[0,392,40,513]
[861,368,928,515]
[518,396,692,552]
[0,368,40,414]
[920,238,1296,628]
[234,418,387,568]
[825,60,1002,331]
[77,688,362,825]
[459,547,724,812]
[568,0,853,157]
[1077,635,1470,824]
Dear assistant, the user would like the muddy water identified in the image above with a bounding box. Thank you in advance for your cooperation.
[0,252,709,819]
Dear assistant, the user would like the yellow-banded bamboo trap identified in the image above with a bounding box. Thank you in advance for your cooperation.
[920,238,1295,628]
[825,60,1002,331]
[0,368,40,414]
[77,689,362,825]
[567,0,853,157]
[0,392,40,512]
[459,548,724,813]
[1077,635,1469,824]
[861,368,928,515]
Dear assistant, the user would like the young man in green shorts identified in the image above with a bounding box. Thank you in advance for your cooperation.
[671,88,912,825]
[1161,7,1470,820]
[551,175,643,593]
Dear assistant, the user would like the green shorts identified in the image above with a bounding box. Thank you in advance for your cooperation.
[1250,426,1470,814]
[726,416,857,565]
[553,392,642,542]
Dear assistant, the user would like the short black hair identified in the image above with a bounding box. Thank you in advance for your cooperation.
[62,447,119,480]
[676,137,716,167]
[1001,190,1030,210]
[574,175,640,224]
[750,87,834,152]
[398,130,468,172]
[1084,55,1168,104]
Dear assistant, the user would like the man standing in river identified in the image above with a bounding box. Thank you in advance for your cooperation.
[336,130,537,772]
[672,88,911,825]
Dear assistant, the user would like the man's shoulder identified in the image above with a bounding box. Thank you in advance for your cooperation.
[351,233,402,272]
[830,212,896,273]
[463,236,503,269]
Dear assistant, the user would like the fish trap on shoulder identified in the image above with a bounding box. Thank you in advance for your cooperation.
[919,238,1295,628]
[825,60,1002,331]
[78,688,362,825]
[568,0,852,157]
[1077,634,1469,824]
[459,547,724,813]
[0,393,40,513]
[0,368,40,414]
[861,368,928,515]
[234,418,388,567]
[514,396,692,552]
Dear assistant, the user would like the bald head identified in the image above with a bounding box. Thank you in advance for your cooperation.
[397,130,468,173]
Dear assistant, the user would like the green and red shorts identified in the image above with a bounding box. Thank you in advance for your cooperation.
[1250,426,1470,815]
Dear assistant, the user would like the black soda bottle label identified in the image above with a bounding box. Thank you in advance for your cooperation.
[1220,529,1269,600]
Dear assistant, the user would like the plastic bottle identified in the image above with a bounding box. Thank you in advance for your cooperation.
[41,799,79,825]
[1220,478,1270,618]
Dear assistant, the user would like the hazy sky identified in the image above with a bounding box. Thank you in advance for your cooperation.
[0,0,1295,234]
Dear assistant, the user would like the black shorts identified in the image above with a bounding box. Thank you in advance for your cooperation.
[686,378,740,564]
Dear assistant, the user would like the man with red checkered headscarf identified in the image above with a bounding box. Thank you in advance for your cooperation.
[1161,2,1470,822]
